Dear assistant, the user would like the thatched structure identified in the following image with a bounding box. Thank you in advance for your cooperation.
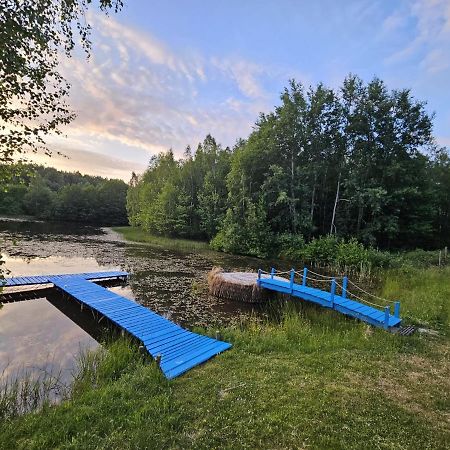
[207,267,275,303]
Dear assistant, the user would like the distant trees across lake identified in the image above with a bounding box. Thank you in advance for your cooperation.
[127,75,450,257]
[0,165,128,226]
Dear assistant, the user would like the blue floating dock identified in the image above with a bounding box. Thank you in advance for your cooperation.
[1,271,231,379]
[258,269,402,330]
[1,271,128,287]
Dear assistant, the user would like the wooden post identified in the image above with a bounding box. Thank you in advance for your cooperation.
[215,330,222,340]
[290,268,295,294]
[257,269,261,286]
[394,302,400,318]
[445,246,448,262]
[384,306,390,330]
[270,267,275,279]
[330,278,336,306]
[439,250,442,267]
[155,354,162,367]
[342,276,348,299]
[302,267,308,286]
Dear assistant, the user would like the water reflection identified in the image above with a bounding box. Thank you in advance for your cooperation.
[0,298,99,383]
[0,219,267,391]
[1,254,121,277]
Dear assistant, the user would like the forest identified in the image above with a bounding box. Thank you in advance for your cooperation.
[127,75,450,258]
[0,165,128,225]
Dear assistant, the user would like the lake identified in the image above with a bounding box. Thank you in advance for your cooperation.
[0,219,261,390]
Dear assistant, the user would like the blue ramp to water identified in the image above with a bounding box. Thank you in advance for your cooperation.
[1,271,128,288]
[49,276,231,379]
[258,275,401,330]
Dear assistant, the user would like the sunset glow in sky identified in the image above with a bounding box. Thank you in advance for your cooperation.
[30,0,450,181]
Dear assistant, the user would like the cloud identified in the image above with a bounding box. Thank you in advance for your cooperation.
[384,0,450,73]
[24,146,147,181]
[52,13,294,173]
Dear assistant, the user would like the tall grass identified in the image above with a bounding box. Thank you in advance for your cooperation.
[0,366,66,421]
[0,338,147,421]
[112,226,210,252]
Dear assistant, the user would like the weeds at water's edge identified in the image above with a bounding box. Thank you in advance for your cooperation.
[0,364,67,421]
[0,338,149,421]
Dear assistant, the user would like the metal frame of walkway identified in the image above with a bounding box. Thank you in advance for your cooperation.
[257,268,402,330]
[1,271,231,379]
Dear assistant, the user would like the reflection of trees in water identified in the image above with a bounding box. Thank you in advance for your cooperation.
[0,221,260,327]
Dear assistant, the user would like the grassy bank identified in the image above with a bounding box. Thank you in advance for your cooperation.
[112,226,210,252]
[1,267,449,449]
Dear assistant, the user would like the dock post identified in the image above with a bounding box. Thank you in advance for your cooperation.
[270,268,275,279]
[342,276,348,299]
[330,278,336,307]
[394,302,400,318]
[257,269,261,286]
[384,306,390,330]
[289,268,295,294]
[302,267,308,286]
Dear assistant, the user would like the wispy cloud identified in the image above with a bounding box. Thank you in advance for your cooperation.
[28,146,147,181]
[384,0,450,73]
[44,13,300,178]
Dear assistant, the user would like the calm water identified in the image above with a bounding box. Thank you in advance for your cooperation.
[0,219,261,385]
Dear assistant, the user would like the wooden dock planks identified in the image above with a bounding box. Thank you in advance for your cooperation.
[1,271,128,287]
[48,276,231,379]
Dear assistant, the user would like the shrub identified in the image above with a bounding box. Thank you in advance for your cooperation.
[300,235,339,266]
[276,233,306,259]
[335,238,370,272]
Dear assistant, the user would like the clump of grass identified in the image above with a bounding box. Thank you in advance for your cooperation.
[0,366,66,421]
[112,226,210,252]
[71,338,148,396]
[381,266,450,333]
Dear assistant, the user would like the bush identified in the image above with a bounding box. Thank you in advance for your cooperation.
[300,235,339,266]
[335,238,370,272]
[276,233,306,259]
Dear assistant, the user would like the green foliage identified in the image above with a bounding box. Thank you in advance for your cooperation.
[128,136,231,240]
[125,76,450,258]
[276,233,306,259]
[0,0,123,164]
[300,235,340,266]
[211,200,272,258]
[220,76,449,251]
[22,177,55,219]
[0,164,128,225]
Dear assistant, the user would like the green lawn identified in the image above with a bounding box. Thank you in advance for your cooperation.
[1,268,449,449]
[112,226,210,252]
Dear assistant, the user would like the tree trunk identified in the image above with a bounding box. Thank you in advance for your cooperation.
[290,150,297,233]
[330,176,340,234]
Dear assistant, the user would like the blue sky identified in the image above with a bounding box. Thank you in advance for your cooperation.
[33,0,450,180]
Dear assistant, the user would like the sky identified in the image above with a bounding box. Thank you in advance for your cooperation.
[30,0,450,181]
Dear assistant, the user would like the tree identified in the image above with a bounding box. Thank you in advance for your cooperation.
[22,176,54,218]
[0,0,123,176]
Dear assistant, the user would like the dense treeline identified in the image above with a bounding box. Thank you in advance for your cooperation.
[128,75,450,258]
[0,165,128,225]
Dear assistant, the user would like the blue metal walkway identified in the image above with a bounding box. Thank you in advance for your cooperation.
[258,268,402,330]
[1,271,231,379]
